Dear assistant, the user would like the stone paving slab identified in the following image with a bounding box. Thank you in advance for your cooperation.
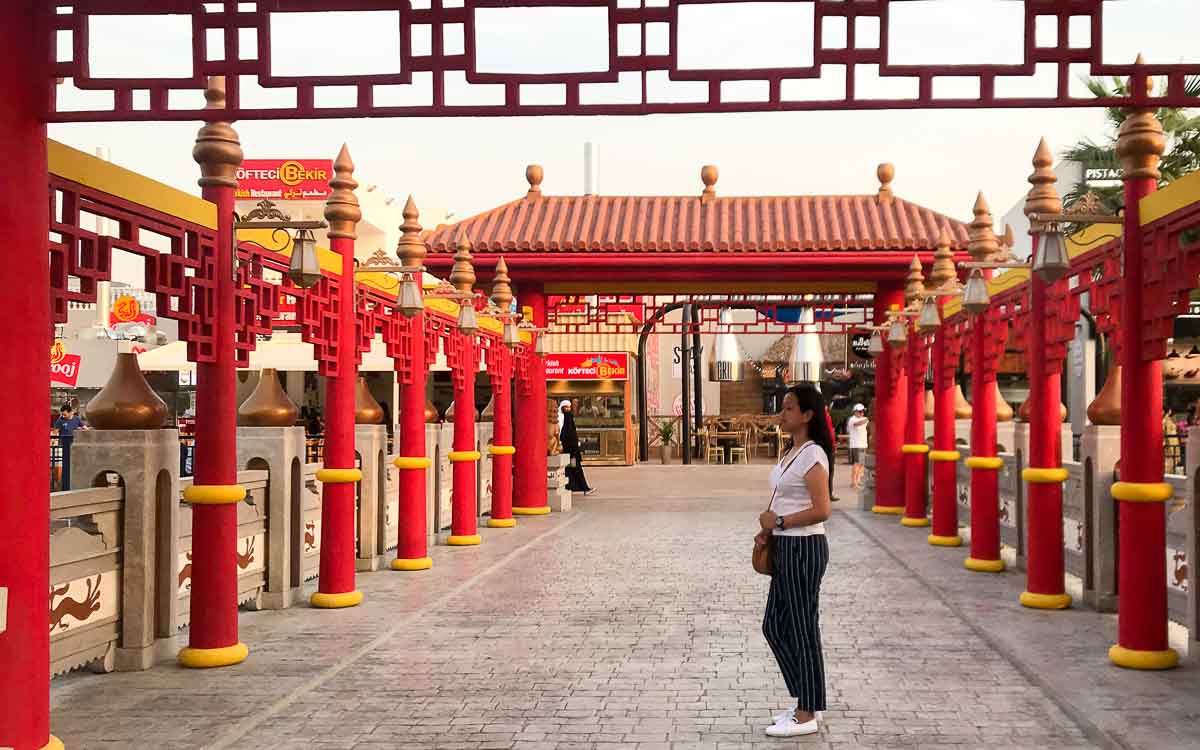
[50,465,1105,749]
[846,507,1200,750]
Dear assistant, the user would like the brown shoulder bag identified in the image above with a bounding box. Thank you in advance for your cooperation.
[752,442,810,576]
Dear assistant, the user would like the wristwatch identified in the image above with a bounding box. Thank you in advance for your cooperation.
[775,515,786,530]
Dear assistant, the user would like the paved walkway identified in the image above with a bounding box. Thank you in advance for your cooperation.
[48,464,1193,749]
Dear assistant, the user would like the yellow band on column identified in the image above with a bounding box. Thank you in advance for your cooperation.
[1019,591,1072,609]
[310,590,364,608]
[927,534,963,547]
[1111,481,1174,502]
[391,556,432,571]
[1022,467,1069,484]
[965,456,1004,470]
[512,506,551,516]
[183,484,246,505]
[964,557,1005,573]
[393,456,431,470]
[178,642,249,668]
[1109,644,1179,670]
[901,444,930,454]
[42,736,65,750]
[447,534,482,545]
[900,516,931,527]
[487,517,517,528]
[448,450,481,462]
[488,445,516,456]
[929,450,961,462]
[871,505,905,515]
[316,468,362,484]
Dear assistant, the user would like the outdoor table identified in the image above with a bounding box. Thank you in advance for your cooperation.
[715,431,743,463]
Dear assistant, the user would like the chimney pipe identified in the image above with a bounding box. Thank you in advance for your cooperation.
[584,142,599,196]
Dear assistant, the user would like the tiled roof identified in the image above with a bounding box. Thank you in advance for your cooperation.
[425,195,969,254]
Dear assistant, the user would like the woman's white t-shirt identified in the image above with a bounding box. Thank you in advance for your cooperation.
[768,441,828,537]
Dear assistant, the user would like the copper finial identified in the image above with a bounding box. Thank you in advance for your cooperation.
[928,226,958,291]
[701,165,718,201]
[1000,224,1015,255]
[526,164,544,199]
[449,235,476,294]
[995,382,1014,423]
[491,256,514,310]
[85,352,169,429]
[395,195,426,268]
[1087,364,1122,425]
[324,144,361,240]
[355,376,385,424]
[238,368,298,427]
[193,76,243,190]
[1024,138,1062,232]
[877,163,895,204]
[967,192,999,263]
[1117,55,1166,183]
[904,255,926,307]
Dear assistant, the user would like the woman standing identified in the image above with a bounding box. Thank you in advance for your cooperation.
[757,383,833,737]
[559,400,595,495]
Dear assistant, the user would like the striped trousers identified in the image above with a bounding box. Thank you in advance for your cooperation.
[762,534,830,712]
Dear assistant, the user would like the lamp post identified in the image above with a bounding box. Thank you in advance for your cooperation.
[178,76,249,669]
[924,229,965,547]
[901,257,932,529]
[310,145,364,609]
[445,237,484,545]
[871,286,908,516]
[486,258,519,529]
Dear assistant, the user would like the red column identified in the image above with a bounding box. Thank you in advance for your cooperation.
[179,78,248,668]
[488,345,516,527]
[964,305,1004,573]
[1020,265,1071,609]
[902,328,930,526]
[0,3,58,746]
[393,309,432,569]
[449,329,481,544]
[313,146,363,607]
[928,318,962,546]
[514,285,550,514]
[1110,95,1176,669]
[872,286,907,514]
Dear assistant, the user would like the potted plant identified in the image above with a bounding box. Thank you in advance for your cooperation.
[655,419,675,464]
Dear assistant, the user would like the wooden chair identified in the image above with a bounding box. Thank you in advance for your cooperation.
[702,429,724,464]
[729,428,749,464]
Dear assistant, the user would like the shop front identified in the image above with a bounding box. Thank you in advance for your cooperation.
[546,352,636,466]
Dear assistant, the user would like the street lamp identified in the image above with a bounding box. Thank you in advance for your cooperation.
[868,330,885,356]
[354,249,425,318]
[456,298,478,334]
[234,200,327,290]
[918,295,941,332]
[962,269,991,315]
[1031,222,1070,283]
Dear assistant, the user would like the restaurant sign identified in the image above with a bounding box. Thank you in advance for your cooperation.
[236,159,333,201]
[109,295,156,327]
[545,352,629,381]
[50,341,81,387]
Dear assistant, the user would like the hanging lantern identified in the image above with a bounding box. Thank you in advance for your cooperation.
[787,307,823,383]
[398,273,423,318]
[707,308,745,382]
[534,332,546,356]
[503,319,520,348]
[962,269,990,315]
[286,228,322,289]
[918,296,941,333]
[868,330,884,356]
[1032,224,1070,283]
[887,318,907,348]
[456,299,478,334]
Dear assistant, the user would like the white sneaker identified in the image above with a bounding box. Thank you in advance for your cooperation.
[768,710,822,726]
[765,716,819,737]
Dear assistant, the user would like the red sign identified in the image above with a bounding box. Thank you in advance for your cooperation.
[273,292,298,329]
[544,352,629,381]
[50,342,81,387]
[109,294,156,327]
[236,159,333,201]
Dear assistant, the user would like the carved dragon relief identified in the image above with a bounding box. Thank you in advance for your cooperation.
[49,573,103,633]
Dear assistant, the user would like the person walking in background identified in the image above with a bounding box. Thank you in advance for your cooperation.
[847,403,869,489]
[53,402,86,437]
[559,400,595,495]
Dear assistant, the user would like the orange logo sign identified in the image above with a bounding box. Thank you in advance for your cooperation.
[278,160,329,186]
[110,295,141,324]
[50,341,66,364]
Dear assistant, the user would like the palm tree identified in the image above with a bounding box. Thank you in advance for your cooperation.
[1062,76,1200,215]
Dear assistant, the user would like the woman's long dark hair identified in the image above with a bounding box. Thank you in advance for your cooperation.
[786,383,834,466]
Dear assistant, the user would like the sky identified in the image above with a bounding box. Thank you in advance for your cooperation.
[49,0,1199,250]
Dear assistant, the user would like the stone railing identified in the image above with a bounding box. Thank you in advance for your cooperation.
[49,485,124,677]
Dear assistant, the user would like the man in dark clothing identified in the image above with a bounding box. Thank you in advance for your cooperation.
[53,404,85,437]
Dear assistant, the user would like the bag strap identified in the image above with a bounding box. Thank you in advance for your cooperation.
[767,440,814,512]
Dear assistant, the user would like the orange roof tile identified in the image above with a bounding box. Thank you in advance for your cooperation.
[426,194,969,254]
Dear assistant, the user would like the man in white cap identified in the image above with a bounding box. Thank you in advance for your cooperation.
[847,403,869,489]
